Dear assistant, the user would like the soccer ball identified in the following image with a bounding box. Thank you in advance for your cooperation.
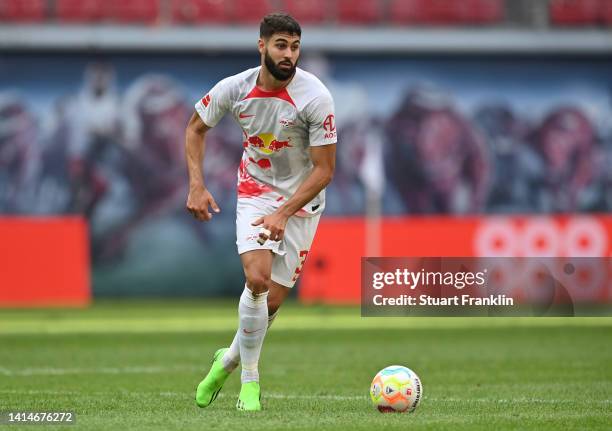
[370,365,422,413]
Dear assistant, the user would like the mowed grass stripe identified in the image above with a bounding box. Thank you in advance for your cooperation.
[1,389,610,405]
[1,300,611,334]
[1,312,611,335]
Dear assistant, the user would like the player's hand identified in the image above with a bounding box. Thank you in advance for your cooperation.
[252,211,289,243]
[186,185,220,221]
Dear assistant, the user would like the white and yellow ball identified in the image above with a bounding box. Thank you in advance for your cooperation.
[370,365,422,413]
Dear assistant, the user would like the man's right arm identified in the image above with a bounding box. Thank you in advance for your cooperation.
[185,112,220,221]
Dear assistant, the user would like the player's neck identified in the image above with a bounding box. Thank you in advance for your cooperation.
[257,66,294,92]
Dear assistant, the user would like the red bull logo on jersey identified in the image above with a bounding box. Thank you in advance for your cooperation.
[244,133,292,155]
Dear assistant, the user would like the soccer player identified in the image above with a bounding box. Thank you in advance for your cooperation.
[185,13,337,411]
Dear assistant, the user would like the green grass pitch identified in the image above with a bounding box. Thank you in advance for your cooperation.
[0,300,610,430]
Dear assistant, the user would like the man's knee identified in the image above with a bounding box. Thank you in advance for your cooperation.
[245,272,271,294]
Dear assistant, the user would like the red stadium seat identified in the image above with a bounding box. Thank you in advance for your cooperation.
[0,0,46,22]
[601,0,612,24]
[549,0,602,25]
[279,0,326,24]
[337,0,382,24]
[107,0,159,24]
[390,0,504,25]
[232,0,273,23]
[171,0,231,23]
[58,0,159,25]
[471,0,505,23]
[56,0,105,22]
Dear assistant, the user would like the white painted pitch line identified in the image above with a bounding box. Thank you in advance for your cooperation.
[0,389,366,400]
[256,394,612,405]
[0,389,609,405]
[0,366,201,376]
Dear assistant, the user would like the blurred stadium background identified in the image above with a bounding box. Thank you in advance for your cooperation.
[1,1,611,429]
[1,0,612,305]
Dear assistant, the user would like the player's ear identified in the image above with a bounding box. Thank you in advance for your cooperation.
[257,38,265,54]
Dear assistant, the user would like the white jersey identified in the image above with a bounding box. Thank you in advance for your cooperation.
[195,66,337,216]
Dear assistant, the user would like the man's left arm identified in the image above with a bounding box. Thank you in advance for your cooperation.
[251,144,336,242]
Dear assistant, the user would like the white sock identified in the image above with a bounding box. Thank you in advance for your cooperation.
[237,286,269,383]
[223,309,279,372]
[222,334,240,372]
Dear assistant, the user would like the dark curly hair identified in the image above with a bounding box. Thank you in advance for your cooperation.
[260,13,301,39]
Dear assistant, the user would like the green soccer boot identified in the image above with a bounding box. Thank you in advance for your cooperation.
[236,381,262,411]
[195,348,231,408]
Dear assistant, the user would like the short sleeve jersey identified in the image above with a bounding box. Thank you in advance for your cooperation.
[195,66,336,217]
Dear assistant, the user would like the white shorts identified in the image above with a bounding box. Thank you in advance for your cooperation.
[236,198,321,288]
